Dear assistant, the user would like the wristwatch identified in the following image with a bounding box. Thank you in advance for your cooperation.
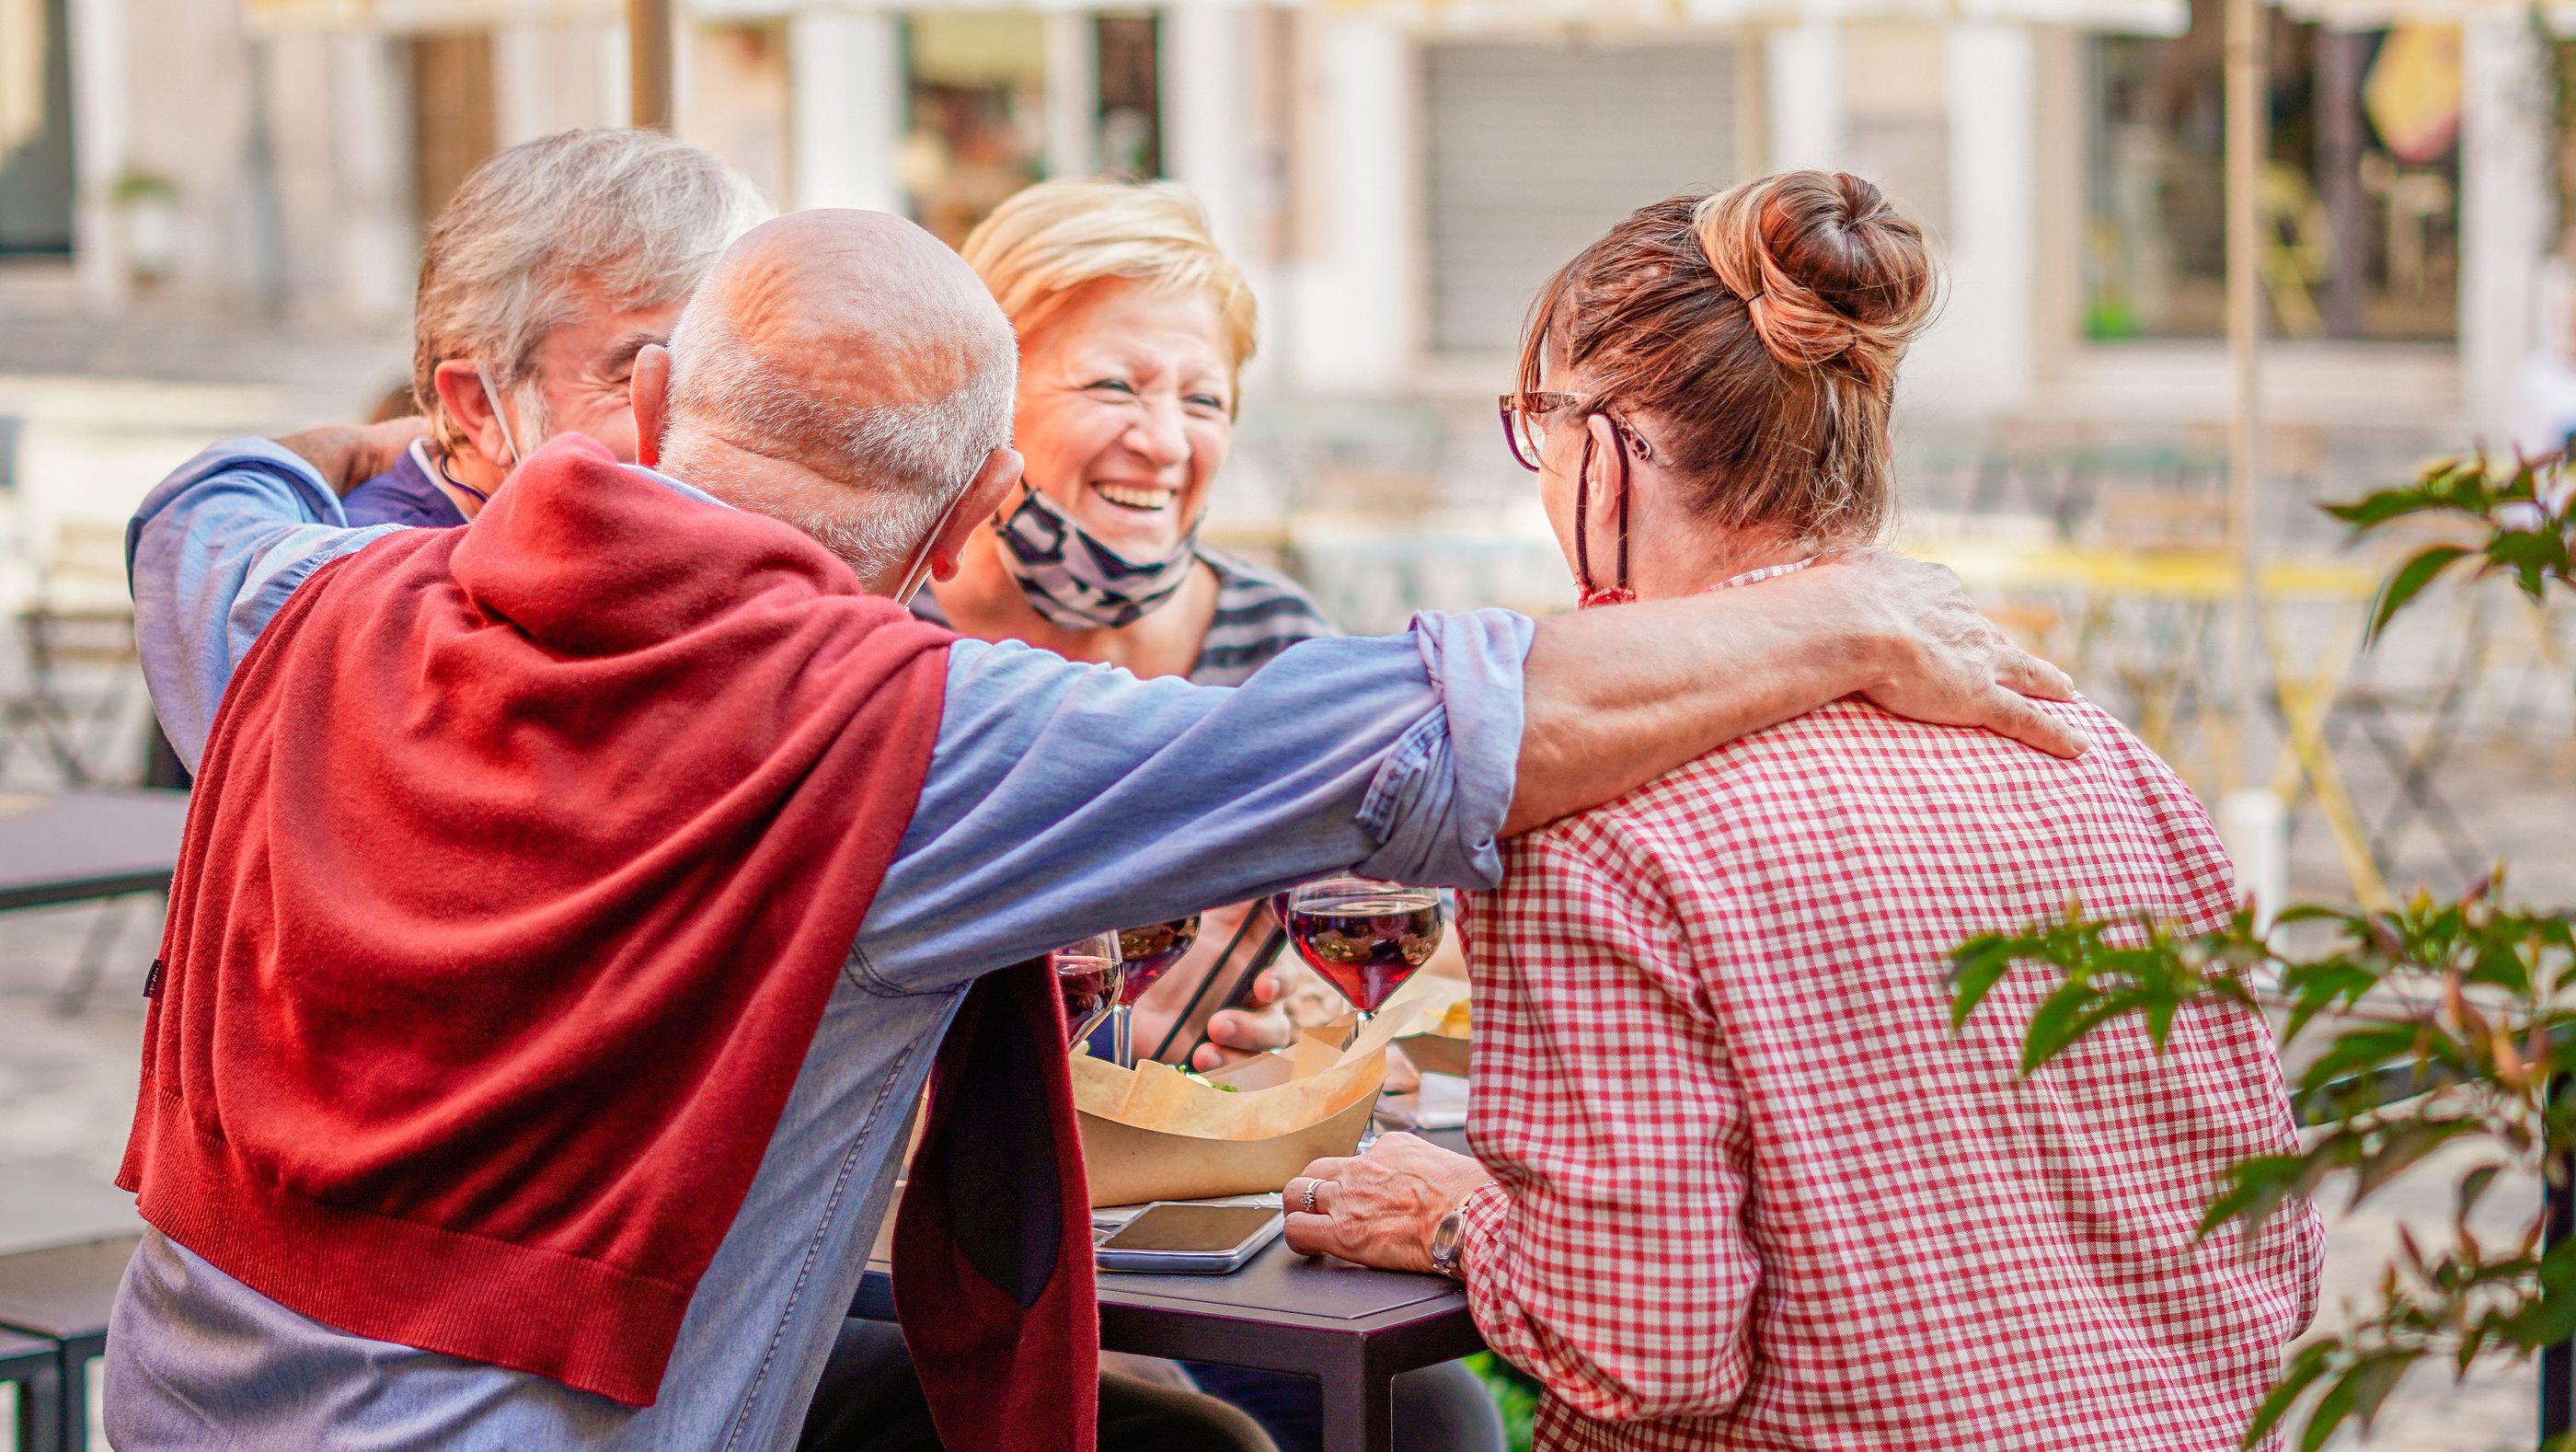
[1428,1207,1467,1280]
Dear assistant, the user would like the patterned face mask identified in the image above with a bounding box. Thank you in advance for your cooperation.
[993,482,1199,630]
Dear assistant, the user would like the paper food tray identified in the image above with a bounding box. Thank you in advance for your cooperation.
[1069,973,1459,1207]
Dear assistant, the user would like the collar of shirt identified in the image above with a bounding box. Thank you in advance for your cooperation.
[627,463,735,512]
[1702,556,1820,593]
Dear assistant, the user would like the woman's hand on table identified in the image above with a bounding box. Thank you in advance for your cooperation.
[1282,1133,1495,1275]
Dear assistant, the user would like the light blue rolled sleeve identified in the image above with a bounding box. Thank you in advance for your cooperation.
[126,438,400,770]
[851,611,1530,993]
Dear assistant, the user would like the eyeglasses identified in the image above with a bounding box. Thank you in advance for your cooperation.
[1497,391,1581,472]
[1499,391,1656,472]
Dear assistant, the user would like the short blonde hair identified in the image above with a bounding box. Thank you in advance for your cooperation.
[960,179,1259,384]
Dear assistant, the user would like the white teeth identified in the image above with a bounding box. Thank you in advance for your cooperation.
[1094,483,1174,511]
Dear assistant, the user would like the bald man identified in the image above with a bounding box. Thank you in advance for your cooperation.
[110,210,2081,1452]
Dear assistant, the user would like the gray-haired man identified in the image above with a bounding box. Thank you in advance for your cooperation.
[341,127,771,528]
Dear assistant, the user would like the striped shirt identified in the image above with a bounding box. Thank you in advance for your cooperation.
[913,547,1335,686]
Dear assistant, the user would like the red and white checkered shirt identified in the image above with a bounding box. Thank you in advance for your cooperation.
[1455,675,2324,1450]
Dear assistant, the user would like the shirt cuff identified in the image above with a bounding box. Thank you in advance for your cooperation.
[1456,1181,1513,1293]
[1351,607,1531,891]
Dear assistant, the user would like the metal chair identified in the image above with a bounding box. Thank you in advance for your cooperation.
[0,1326,64,1452]
[0,1234,142,1452]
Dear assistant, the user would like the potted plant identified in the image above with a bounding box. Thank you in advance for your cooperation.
[1952,451,2576,1449]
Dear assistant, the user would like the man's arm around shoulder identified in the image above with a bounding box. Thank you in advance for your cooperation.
[127,423,420,767]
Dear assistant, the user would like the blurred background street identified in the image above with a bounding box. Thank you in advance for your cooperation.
[5,0,2575,1445]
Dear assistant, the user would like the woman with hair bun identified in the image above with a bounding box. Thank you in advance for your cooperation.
[1278,171,2321,1451]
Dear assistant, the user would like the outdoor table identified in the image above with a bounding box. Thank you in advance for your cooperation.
[0,1325,64,1452]
[0,1233,142,1452]
[0,787,189,1010]
[851,1127,1486,1451]
[0,788,188,912]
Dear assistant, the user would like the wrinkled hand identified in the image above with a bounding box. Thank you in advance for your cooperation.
[276,417,431,496]
[1823,550,2088,759]
[1282,1132,1495,1274]
[1194,967,1293,1070]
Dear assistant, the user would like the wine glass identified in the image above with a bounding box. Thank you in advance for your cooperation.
[1277,874,1444,1019]
[1107,914,1202,1066]
[1050,931,1124,1048]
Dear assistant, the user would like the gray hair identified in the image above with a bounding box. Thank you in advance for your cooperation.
[410,128,773,456]
[661,301,1017,578]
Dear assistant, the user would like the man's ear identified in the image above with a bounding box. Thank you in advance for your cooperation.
[431,359,510,473]
[631,344,672,469]
[928,446,1022,582]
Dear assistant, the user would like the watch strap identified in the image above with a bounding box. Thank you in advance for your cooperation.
[1429,1207,1467,1278]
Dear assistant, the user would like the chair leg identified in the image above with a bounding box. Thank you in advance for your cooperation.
[51,896,137,1019]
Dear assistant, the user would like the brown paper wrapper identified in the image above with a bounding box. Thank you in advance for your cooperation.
[1397,979,1473,1077]
[1070,974,1458,1207]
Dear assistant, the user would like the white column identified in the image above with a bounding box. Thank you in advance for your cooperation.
[328,33,416,321]
[787,9,903,213]
[1908,22,2035,417]
[1285,9,1413,389]
[1162,3,1250,259]
[1763,19,1840,172]
[2460,17,2548,442]
[496,22,618,147]
[260,30,340,317]
[1042,10,1097,181]
[599,22,632,128]
[63,0,129,305]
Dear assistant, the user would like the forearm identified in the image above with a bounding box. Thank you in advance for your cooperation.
[1507,585,1879,835]
[857,624,1524,991]
[129,440,388,765]
[1459,1182,1754,1425]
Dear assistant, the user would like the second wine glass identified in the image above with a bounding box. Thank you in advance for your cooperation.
[1050,931,1124,1048]
[1108,914,1202,1066]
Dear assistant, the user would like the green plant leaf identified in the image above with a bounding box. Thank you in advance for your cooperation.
[2241,1342,2336,1449]
[2363,545,2470,645]
[1946,937,2019,1033]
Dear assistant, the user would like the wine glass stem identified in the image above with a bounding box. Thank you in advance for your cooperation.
[1110,1002,1133,1068]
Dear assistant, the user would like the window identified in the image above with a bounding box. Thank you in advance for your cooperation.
[2087,7,2461,343]
[1421,40,1740,358]
[0,0,74,254]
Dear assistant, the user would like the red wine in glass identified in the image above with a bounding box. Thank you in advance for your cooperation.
[1282,878,1443,1014]
[1115,915,1202,1005]
[1050,932,1123,1047]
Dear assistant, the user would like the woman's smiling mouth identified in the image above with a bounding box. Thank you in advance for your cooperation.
[1092,481,1178,513]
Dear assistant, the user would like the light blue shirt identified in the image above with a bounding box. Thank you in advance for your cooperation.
[107,439,1533,1451]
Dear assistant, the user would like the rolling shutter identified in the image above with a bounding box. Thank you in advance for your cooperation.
[1422,40,1740,358]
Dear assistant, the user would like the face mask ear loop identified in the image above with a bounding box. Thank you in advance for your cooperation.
[895,486,969,605]
[1573,429,1601,600]
[1573,415,1638,608]
[474,361,524,469]
[1612,423,1632,593]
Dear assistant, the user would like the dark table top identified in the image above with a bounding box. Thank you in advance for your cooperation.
[0,1325,54,1371]
[0,789,189,911]
[853,1129,1478,1366]
[0,1234,139,1343]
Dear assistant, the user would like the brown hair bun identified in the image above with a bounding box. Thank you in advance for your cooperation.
[1690,171,1934,388]
[1513,170,1941,547]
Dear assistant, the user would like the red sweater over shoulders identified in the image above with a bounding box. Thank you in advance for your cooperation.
[120,437,956,1405]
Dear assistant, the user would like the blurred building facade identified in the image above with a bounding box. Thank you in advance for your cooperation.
[0,0,2553,443]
